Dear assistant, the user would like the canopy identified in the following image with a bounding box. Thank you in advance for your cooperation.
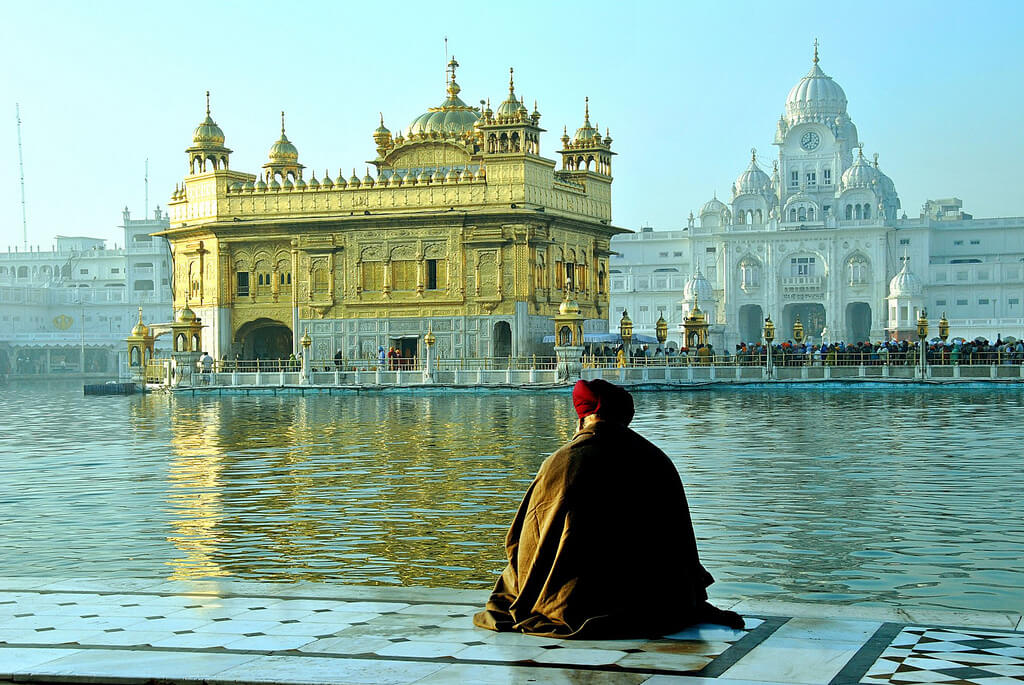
[541,332,660,344]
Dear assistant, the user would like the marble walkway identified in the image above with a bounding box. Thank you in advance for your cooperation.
[1,578,1022,684]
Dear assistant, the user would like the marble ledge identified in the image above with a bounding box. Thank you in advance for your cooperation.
[728,597,1023,630]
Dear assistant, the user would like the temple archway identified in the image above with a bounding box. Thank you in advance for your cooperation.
[782,303,826,342]
[738,304,764,344]
[846,302,872,343]
[493,321,512,358]
[235,318,293,360]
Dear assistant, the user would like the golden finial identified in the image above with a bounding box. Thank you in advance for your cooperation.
[205,90,210,116]
[584,96,590,125]
[813,38,819,64]
[857,142,864,157]
[280,111,286,136]
[380,112,384,126]
[508,67,515,94]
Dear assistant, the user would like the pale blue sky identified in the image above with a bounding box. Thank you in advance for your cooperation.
[1,1,1022,248]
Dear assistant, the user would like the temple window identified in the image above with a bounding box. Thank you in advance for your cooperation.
[391,260,417,290]
[823,168,831,185]
[312,267,329,293]
[361,261,383,291]
[426,259,446,290]
[236,272,249,296]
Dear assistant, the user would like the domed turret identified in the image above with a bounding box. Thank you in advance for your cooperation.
[889,256,923,297]
[841,146,879,190]
[558,297,581,315]
[131,307,150,337]
[700,194,728,217]
[733,148,771,196]
[683,267,714,307]
[186,91,232,174]
[496,68,529,120]
[177,306,197,323]
[573,96,599,143]
[784,42,848,126]
[407,57,481,139]
[263,111,304,183]
[268,113,299,163]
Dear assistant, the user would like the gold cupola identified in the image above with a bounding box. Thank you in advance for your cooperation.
[407,57,481,139]
[186,91,232,175]
[262,111,304,183]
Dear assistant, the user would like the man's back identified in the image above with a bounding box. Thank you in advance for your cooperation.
[475,417,715,638]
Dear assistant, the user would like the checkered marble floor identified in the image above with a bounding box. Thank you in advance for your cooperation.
[862,626,1024,684]
[0,578,1022,684]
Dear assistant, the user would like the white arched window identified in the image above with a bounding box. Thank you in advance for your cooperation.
[739,259,761,291]
[848,256,869,285]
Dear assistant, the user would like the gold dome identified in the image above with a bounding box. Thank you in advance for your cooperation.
[192,91,225,147]
[408,57,480,138]
[131,307,149,336]
[177,306,197,323]
[559,297,581,315]
[268,111,299,162]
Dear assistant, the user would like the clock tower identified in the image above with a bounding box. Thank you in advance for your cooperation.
[773,41,859,223]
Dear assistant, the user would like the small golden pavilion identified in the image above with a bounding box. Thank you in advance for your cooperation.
[159,59,628,361]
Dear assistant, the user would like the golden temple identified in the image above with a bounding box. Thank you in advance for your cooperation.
[160,59,627,361]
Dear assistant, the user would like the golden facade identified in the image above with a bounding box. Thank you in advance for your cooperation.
[161,61,627,361]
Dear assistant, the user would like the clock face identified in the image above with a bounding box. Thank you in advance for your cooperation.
[800,131,820,151]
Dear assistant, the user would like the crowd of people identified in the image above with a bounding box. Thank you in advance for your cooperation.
[735,336,1024,366]
[583,336,1024,367]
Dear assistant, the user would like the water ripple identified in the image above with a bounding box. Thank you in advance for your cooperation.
[1,381,1022,612]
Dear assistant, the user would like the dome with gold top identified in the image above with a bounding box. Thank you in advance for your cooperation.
[177,306,197,323]
[130,307,150,337]
[191,92,226,147]
[193,115,225,147]
[408,57,480,137]
[559,297,581,315]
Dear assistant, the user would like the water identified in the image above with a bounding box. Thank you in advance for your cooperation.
[1,380,1022,613]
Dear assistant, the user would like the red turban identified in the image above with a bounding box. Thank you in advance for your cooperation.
[572,379,635,425]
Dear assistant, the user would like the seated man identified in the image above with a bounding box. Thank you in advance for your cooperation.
[474,379,742,638]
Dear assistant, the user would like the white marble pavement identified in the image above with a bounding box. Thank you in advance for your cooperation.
[1,578,1022,684]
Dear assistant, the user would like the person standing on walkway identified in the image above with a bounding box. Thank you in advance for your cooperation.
[474,379,743,639]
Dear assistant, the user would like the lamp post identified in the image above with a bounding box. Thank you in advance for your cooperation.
[422,328,436,384]
[938,311,949,343]
[916,308,929,378]
[792,314,805,345]
[763,315,775,378]
[655,312,667,346]
[619,309,633,365]
[300,329,312,383]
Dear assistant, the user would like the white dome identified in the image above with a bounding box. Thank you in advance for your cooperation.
[841,148,879,190]
[785,57,847,125]
[733,151,771,196]
[889,259,922,297]
[700,195,727,216]
[683,267,714,305]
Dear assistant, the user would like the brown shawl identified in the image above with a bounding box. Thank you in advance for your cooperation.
[473,419,714,638]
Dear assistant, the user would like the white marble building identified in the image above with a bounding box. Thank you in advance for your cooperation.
[610,48,1024,348]
[0,207,173,376]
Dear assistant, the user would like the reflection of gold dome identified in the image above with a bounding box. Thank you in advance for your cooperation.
[177,306,197,323]
[131,307,149,336]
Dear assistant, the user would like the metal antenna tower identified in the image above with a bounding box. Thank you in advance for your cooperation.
[15,104,27,251]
